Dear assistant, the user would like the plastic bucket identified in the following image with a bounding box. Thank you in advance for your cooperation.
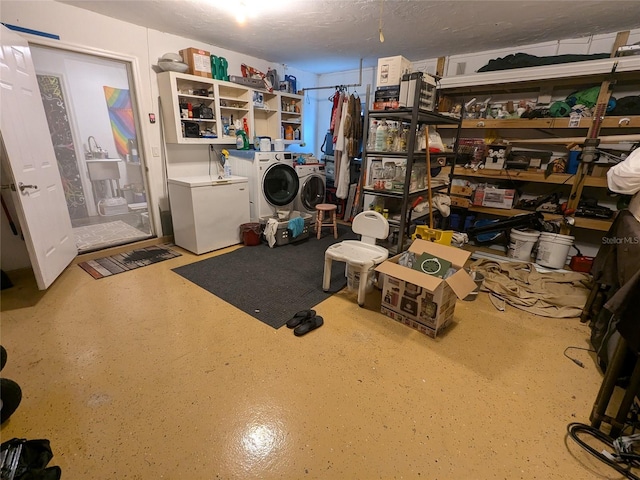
[240,223,262,246]
[535,232,574,269]
[346,264,374,293]
[462,270,485,301]
[507,228,540,261]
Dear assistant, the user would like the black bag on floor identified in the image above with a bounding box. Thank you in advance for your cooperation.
[0,438,61,480]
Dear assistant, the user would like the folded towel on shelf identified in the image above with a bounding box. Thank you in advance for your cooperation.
[288,216,304,238]
[264,218,279,248]
[413,194,451,217]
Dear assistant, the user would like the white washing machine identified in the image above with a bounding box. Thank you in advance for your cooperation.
[227,150,299,221]
[294,163,326,220]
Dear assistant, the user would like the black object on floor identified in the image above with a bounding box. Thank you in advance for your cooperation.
[294,315,324,336]
[0,438,62,479]
[1,270,13,290]
[1,346,21,424]
[287,309,316,329]
[172,224,357,329]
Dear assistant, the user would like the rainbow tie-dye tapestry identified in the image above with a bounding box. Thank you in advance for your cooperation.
[103,86,135,157]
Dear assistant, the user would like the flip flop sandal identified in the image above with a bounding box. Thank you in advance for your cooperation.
[286,309,316,329]
[293,315,324,337]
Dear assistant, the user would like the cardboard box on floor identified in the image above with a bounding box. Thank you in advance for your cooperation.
[375,239,477,338]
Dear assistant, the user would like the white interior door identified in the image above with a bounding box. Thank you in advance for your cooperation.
[0,26,77,289]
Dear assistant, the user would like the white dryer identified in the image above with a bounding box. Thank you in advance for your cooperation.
[227,151,299,221]
[294,163,326,220]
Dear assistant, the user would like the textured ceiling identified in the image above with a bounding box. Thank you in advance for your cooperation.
[59,0,640,74]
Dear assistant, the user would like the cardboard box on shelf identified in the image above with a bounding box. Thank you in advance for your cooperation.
[484,144,509,170]
[375,240,477,338]
[179,48,212,78]
[373,100,400,111]
[377,55,412,87]
[449,185,473,197]
[450,196,471,208]
[399,72,437,110]
[472,186,517,209]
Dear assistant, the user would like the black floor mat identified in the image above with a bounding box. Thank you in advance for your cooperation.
[172,225,357,329]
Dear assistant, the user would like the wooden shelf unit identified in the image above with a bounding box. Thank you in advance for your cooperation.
[438,42,638,238]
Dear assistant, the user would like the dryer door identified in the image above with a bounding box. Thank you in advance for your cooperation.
[301,175,326,211]
[263,163,299,206]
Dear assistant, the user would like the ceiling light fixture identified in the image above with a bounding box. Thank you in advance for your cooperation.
[378,0,385,43]
[207,0,290,25]
[235,1,250,25]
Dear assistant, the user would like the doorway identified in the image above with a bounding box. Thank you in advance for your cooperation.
[30,45,153,253]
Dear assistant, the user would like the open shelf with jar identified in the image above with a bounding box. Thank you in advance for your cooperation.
[279,92,304,143]
[217,82,251,142]
[158,71,218,144]
[158,72,306,146]
[252,91,279,140]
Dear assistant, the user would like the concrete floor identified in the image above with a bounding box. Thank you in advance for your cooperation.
[0,242,626,479]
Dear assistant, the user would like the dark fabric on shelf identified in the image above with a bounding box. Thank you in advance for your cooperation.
[172,225,358,329]
[477,52,610,72]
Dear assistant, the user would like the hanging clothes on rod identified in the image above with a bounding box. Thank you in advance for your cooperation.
[335,93,350,199]
[329,87,345,134]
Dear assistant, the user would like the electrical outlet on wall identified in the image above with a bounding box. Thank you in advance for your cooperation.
[152,147,160,157]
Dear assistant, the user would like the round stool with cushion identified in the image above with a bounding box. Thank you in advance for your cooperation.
[315,203,338,239]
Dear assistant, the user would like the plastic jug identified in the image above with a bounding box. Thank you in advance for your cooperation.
[375,121,388,152]
[215,56,228,81]
[285,75,297,93]
[236,130,250,150]
[285,125,294,140]
[210,55,218,79]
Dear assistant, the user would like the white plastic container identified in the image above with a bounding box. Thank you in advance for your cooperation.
[375,121,388,151]
[259,138,271,152]
[535,232,574,269]
[508,228,540,261]
[346,264,375,293]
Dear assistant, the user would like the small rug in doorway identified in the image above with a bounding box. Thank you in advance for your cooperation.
[74,220,150,252]
[78,244,181,279]
[172,225,358,329]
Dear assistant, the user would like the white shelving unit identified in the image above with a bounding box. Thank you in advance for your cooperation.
[158,71,305,146]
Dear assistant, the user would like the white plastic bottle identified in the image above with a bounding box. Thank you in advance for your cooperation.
[367,120,378,150]
[224,162,231,178]
[375,120,388,152]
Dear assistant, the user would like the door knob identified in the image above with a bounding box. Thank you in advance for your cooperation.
[18,182,38,194]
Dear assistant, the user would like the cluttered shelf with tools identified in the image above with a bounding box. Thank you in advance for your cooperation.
[467,206,613,231]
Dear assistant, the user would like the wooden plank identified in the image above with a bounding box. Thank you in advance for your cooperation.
[436,57,446,77]
[505,134,640,145]
[563,31,630,233]
[453,166,608,187]
[439,115,640,130]
[468,206,612,231]
[601,116,640,128]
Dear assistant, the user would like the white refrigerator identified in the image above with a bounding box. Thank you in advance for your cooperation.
[168,175,250,254]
